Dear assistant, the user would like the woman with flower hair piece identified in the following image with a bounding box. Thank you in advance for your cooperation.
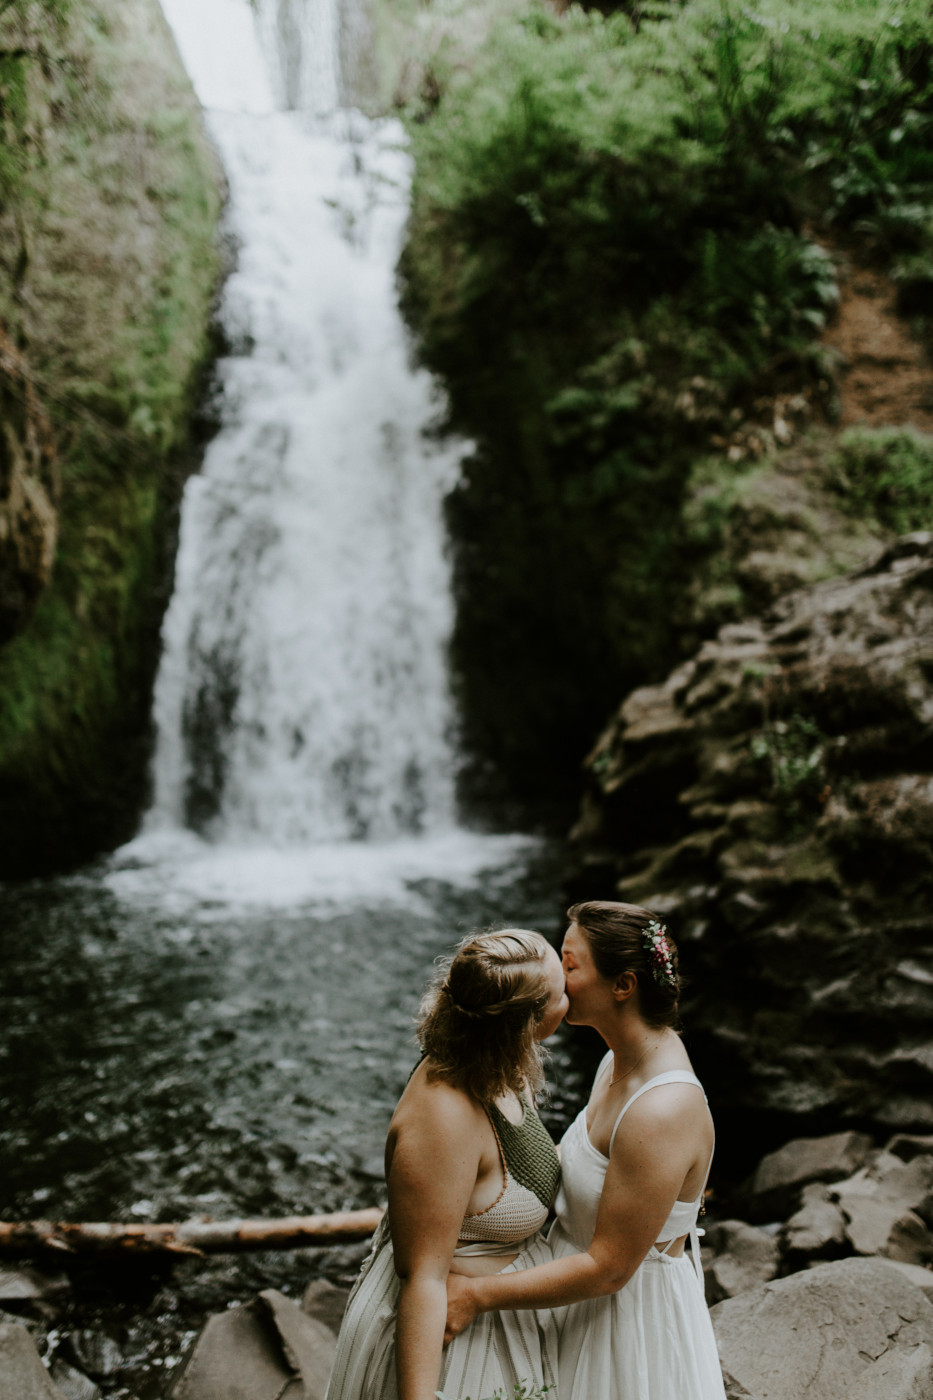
[325,928,568,1400]
[445,901,727,1400]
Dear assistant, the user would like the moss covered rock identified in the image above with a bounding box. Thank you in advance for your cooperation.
[0,328,58,644]
[0,0,223,876]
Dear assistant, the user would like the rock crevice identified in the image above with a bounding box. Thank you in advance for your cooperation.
[0,327,58,645]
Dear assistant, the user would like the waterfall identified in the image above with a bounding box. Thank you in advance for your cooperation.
[150,0,464,847]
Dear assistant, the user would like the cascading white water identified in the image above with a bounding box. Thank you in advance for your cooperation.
[150,0,465,847]
[253,0,340,114]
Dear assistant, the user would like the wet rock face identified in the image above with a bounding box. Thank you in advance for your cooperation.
[572,534,933,1133]
[0,329,58,644]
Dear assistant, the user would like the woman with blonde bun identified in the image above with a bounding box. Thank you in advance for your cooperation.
[445,901,727,1400]
[324,927,568,1400]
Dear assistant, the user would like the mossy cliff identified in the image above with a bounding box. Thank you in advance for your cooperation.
[0,0,223,876]
[399,0,933,823]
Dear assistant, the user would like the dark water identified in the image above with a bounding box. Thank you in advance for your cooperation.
[0,837,592,1396]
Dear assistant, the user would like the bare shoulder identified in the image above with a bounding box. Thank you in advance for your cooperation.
[615,1078,711,1150]
[390,1062,484,1143]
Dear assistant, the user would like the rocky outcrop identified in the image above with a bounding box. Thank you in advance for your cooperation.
[0,1263,351,1400]
[706,1133,933,1395]
[0,330,58,644]
[571,533,933,1132]
[707,1131,933,1280]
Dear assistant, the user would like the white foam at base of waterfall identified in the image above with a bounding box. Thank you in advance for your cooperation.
[106,829,539,916]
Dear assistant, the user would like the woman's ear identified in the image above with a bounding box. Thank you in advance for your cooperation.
[612,970,638,1003]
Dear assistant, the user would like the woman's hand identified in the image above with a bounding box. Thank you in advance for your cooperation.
[445,1273,480,1345]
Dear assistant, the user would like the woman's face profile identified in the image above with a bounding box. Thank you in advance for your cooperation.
[534,943,570,1041]
[560,922,603,1027]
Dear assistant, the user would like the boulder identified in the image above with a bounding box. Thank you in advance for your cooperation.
[889,1135,933,1163]
[882,1261,933,1304]
[833,1150,933,1264]
[722,1369,760,1400]
[0,1268,68,1310]
[782,1181,848,1257]
[260,1289,335,1393]
[0,1322,67,1400]
[747,1132,874,1219]
[702,1220,780,1303]
[711,1257,933,1400]
[300,1279,349,1336]
[170,1288,335,1400]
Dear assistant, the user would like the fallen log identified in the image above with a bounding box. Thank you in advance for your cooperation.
[0,1207,385,1259]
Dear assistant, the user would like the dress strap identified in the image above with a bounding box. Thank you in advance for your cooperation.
[608,1070,705,1157]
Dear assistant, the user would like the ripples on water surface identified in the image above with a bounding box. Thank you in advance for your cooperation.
[1,836,586,1228]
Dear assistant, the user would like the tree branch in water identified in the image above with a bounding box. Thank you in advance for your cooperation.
[0,1207,384,1259]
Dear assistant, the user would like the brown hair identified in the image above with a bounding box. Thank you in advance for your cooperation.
[567,900,681,1029]
[417,929,552,1102]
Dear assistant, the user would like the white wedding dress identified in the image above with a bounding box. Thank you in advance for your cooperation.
[549,1054,727,1399]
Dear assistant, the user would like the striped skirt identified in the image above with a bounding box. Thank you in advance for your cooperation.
[324,1218,557,1400]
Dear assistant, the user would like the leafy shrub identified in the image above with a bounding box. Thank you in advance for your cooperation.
[830,426,933,534]
[400,0,933,812]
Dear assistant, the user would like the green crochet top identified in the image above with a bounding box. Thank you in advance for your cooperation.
[488,1094,561,1210]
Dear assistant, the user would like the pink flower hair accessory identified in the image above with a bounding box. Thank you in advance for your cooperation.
[642,919,677,990]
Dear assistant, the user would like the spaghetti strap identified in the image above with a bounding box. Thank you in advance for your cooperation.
[608,1070,705,1158]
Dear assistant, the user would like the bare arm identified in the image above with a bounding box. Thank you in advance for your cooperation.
[445,1085,704,1337]
[389,1085,483,1400]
